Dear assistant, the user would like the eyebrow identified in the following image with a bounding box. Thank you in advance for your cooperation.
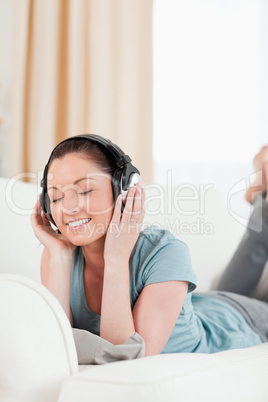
[47,177,97,190]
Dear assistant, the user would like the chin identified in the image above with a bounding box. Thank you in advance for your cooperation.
[62,229,106,248]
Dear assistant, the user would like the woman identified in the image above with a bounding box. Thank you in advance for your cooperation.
[31,135,268,356]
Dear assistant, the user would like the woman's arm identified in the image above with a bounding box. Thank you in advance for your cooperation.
[31,198,75,324]
[101,261,188,355]
[41,248,73,324]
[101,186,142,344]
[100,258,135,345]
[133,280,188,356]
[101,184,189,355]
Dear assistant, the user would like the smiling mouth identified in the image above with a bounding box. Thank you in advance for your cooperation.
[66,218,91,228]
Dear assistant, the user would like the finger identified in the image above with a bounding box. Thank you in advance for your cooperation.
[137,187,146,223]
[35,195,52,227]
[121,186,137,223]
[31,198,50,228]
[112,194,123,226]
[132,185,142,215]
[31,199,42,225]
[41,212,52,227]
[132,185,145,214]
[135,188,146,225]
[122,186,145,231]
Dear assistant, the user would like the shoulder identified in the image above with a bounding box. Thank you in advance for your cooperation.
[132,225,190,256]
[137,225,185,244]
[130,226,197,291]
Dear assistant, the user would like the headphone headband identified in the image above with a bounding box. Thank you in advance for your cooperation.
[45,134,132,169]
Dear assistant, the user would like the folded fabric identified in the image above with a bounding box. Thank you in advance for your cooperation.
[72,329,145,365]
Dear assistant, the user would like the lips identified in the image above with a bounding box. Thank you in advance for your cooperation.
[66,218,91,228]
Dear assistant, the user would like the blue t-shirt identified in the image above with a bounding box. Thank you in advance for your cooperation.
[70,226,261,353]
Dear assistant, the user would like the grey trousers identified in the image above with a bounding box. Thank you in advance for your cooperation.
[200,195,268,342]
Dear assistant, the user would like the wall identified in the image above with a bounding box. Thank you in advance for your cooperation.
[0,0,14,177]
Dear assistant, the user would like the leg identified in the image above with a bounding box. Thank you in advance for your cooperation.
[216,195,268,297]
[203,290,268,342]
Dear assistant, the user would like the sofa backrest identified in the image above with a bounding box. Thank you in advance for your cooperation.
[0,177,42,281]
[1,177,247,291]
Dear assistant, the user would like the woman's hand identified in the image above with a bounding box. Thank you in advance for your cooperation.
[245,145,268,203]
[104,183,145,264]
[31,197,75,256]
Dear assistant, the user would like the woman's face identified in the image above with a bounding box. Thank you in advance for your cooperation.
[47,152,114,247]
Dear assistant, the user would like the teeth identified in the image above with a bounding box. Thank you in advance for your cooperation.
[67,218,91,228]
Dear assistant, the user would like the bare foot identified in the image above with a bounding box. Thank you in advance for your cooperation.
[245,146,268,203]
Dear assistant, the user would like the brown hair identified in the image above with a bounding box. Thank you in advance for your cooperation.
[48,138,115,176]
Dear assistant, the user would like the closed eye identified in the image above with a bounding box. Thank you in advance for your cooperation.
[51,197,63,203]
[50,190,92,203]
[79,190,92,195]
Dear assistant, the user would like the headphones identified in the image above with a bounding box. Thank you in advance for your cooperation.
[40,134,142,227]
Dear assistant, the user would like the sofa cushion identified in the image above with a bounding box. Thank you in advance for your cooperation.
[58,342,268,402]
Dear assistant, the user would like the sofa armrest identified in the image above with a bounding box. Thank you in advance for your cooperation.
[0,274,78,402]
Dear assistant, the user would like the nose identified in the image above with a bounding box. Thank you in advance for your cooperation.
[62,189,80,215]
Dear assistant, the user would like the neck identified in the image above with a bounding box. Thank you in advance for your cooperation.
[82,236,105,278]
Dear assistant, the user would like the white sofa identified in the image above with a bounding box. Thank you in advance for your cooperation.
[1,176,268,402]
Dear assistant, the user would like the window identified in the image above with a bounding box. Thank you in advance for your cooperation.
[153,0,267,189]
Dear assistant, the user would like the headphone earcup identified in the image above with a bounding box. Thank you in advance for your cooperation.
[111,168,123,205]
[40,189,57,227]
[112,165,142,212]
[39,188,46,216]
